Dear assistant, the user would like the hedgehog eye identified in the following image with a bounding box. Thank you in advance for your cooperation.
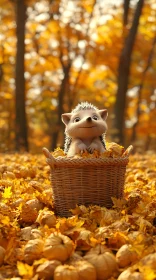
[92,115,98,120]
[74,117,80,122]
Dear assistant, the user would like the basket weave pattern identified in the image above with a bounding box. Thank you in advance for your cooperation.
[43,148,131,217]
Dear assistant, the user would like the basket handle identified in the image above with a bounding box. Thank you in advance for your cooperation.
[122,145,133,157]
[42,147,55,169]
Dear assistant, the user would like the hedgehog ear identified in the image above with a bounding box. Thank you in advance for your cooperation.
[61,113,72,125]
[98,109,108,120]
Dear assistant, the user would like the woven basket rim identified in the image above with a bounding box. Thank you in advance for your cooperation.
[47,156,129,167]
[43,145,133,168]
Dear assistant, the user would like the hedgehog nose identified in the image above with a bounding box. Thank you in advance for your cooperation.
[86,117,92,122]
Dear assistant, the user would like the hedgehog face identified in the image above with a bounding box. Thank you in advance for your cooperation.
[62,109,108,139]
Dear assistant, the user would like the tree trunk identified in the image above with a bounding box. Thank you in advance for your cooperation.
[131,35,156,143]
[112,0,144,145]
[123,0,131,25]
[51,64,71,150]
[15,0,28,152]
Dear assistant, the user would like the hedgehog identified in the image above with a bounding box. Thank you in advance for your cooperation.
[61,102,108,157]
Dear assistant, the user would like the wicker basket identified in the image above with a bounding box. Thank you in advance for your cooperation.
[43,146,133,217]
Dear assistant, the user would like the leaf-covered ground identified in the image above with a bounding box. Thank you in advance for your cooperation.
[0,152,155,279]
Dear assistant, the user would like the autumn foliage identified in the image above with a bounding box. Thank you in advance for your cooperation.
[0,150,155,279]
[0,0,156,152]
[0,1,156,279]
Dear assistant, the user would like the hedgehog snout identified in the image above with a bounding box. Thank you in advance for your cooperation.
[86,117,92,122]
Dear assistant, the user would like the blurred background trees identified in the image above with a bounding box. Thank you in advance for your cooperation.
[0,0,155,153]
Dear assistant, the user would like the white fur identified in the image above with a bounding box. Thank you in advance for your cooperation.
[62,108,108,157]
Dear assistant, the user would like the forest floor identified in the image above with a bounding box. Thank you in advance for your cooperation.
[0,152,155,279]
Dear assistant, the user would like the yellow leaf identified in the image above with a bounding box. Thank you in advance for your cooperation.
[33,258,47,266]
[1,215,10,225]
[111,197,127,209]
[3,186,12,199]
[17,261,33,277]
[140,265,156,280]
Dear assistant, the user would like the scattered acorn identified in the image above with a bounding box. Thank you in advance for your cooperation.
[36,260,61,280]
[36,209,57,228]
[24,239,44,264]
[116,244,139,268]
